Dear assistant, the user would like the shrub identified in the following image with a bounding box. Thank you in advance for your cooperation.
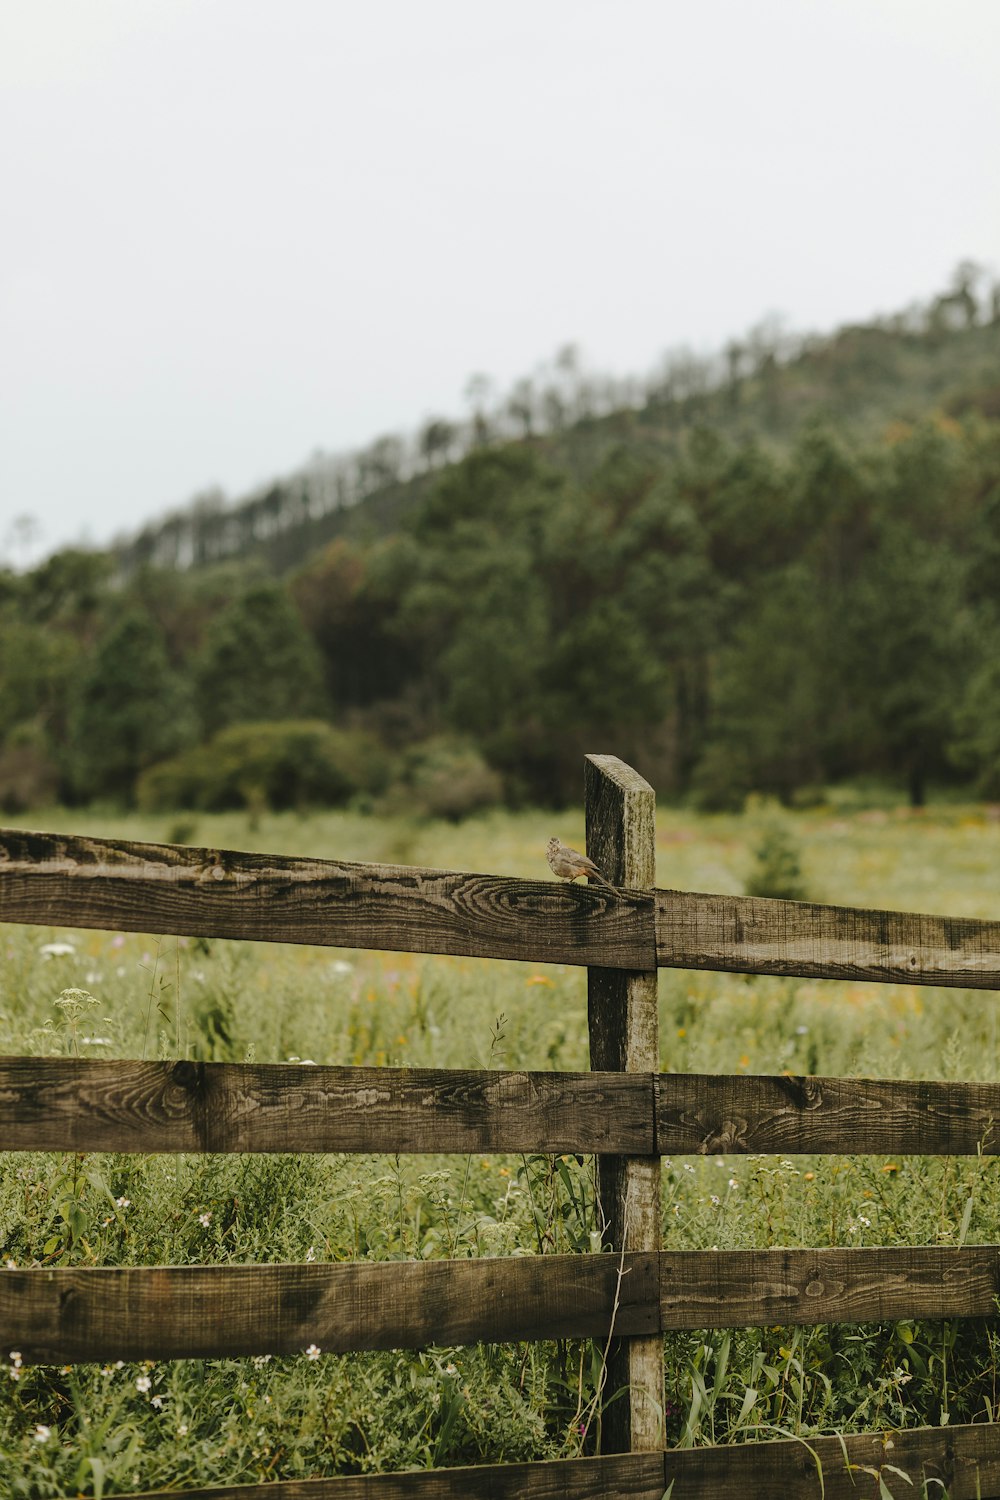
[391,738,503,821]
[744,816,810,901]
[0,723,60,812]
[137,720,390,812]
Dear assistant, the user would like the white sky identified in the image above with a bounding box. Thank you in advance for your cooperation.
[2,0,999,565]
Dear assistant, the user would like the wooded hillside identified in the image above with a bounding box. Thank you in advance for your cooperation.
[2,268,999,812]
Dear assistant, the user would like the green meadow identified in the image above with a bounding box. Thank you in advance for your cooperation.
[2,796,1000,1495]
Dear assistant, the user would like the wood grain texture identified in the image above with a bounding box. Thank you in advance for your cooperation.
[0,828,655,971]
[663,1421,1000,1499]
[585,756,663,1454]
[114,1453,667,1500]
[0,1058,654,1155]
[1,1253,659,1363]
[659,1245,1000,1329]
[7,1058,1000,1161]
[657,1071,1000,1156]
[108,1424,1000,1500]
[656,888,1000,990]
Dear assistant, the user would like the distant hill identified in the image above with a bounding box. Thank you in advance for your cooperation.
[113,268,1000,580]
[9,265,999,817]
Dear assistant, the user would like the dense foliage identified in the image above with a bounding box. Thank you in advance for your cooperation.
[2,286,1000,813]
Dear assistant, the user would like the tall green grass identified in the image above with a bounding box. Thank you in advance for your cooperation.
[2,798,1000,1493]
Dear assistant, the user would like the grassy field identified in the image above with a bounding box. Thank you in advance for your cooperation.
[2,793,1000,1495]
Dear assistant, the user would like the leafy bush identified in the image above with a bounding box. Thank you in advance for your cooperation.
[0,722,60,812]
[137,720,390,812]
[390,737,503,821]
[744,816,810,901]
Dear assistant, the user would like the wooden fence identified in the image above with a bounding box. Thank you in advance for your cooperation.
[3,754,1000,1498]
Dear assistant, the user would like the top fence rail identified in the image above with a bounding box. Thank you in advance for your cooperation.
[3,827,1000,989]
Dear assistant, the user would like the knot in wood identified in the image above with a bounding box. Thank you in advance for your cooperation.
[170,1060,204,1093]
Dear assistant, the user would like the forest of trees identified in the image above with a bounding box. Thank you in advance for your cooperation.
[2,270,1000,818]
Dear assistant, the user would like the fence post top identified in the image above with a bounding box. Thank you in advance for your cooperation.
[584,754,656,798]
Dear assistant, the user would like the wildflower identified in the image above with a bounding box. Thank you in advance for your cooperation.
[305,1344,321,1361]
[178,1423,189,1436]
[111,935,126,949]
[34,1425,51,1442]
[882,1163,899,1174]
[683,1163,695,1173]
[728,1178,739,1189]
[136,1376,152,1393]
[82,1036,112,1046]
[710,1195,721,1206]
[804,1171,815,1181]
[198,1212,212,1227]
[5,1259,15,1269]
[116,1197,131,1209]
[252,1355,271,1368]
[444,1362,458,1376]
[858,1214,872,1227]
[151,1395,163,1409]
[305,1247,316,1263]
[9,1353,22,1368]
[40,942,75,957]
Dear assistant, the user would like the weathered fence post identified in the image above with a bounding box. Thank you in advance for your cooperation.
[584,754,663,1453]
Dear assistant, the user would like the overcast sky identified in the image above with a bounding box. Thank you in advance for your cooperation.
[2,0,999,566]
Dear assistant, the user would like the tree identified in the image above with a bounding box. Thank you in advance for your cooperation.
[292,539,415,708]
[193,582,328,732]
[68,609,196,801]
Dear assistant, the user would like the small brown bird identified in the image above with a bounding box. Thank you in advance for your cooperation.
[546,836,614,887]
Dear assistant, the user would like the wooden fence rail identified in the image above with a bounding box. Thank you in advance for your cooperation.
[108,1425,1000,1500]
[4,754,1000,1497]
[5,825,1000,988]
[5,1059,1000,1158]
[4,1245,999,1363]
